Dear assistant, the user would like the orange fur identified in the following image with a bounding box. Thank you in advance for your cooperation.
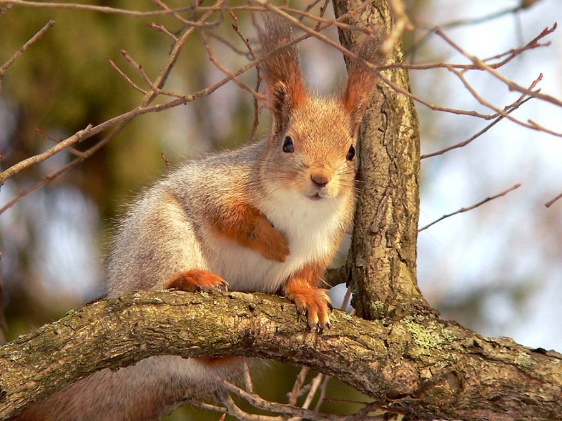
[210,202,290,262]
[283,263,331,329]
[166,269,228,292]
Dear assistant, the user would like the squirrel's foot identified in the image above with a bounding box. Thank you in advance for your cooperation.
[166,270,228,292]
[284,281,332,331]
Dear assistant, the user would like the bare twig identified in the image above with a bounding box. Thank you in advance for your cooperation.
[149,22,178,42]
[242,359,255,393]
[545,192,562,208]
[421,91,535,159]
[0,123,92,186]
[1,0,234,19]
[222,392,283,421]
[201,30,263,100]
[120,49,158,92]
[313,375,331,411]
[380,0,413,56]
[0,124,125,214]
[302,373,324,410]
[403,22,555,72]
[288,366,310,405]
[222,379,383,421]
[230,10,263,141]
[0,20,55,87]
[436,25,562,109]
[418,183,522,232]
[0,55,261,193]
[109,59,148,95]
[152,0,192,26]
[160,151,170,171]
[146,2,224,105]
[0,1,223,194]
[409,2,539,56]
[180,399,227,414]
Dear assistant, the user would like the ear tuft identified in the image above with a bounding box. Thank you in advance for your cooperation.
[341,27,387,135]
[256,13,307,135]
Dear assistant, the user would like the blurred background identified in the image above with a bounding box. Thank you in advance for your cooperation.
[0,0,561,418]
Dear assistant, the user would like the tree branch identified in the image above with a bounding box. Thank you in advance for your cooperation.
[418,183,522,232]
[1,290,560,420]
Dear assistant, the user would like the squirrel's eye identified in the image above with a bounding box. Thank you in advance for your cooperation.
[346,145,355,161]
[282,136,294,153]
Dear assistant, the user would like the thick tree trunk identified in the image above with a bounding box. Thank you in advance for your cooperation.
[1,291,561,420]
[334,0,430,319]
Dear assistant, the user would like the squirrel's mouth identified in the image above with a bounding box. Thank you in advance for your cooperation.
[307,193,324,201]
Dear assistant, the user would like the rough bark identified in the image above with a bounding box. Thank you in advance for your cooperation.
[0,291,561,420]
[334,0,430,319]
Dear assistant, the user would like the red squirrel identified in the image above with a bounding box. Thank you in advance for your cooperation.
[15,13,384,421]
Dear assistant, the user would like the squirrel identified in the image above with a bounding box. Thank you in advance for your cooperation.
[14,13,384,421]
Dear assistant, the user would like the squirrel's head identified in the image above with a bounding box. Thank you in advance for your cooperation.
[256,13,384,204]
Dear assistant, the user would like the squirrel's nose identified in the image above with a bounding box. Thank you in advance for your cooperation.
[311,172,331,188]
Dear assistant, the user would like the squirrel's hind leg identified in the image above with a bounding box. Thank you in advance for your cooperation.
[166,269,228,292]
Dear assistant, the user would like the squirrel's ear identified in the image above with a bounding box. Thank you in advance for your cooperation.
[257,13,306,135]
[341,32,386,136]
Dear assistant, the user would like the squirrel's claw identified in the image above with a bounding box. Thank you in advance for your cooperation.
[285,287,332,331]
[166,270,229,293]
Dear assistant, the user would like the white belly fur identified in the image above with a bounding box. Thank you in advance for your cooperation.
[205,189,347,293]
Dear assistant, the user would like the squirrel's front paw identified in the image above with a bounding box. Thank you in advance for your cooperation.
[166,270,228,292]
[253,219,290,262]
[284,283,332,331]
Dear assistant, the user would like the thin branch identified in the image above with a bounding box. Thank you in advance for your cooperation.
[222,379,381,421]
[180,399,227,415]
[1,0,233,18]
[230,10,263,142]
[0,123,92,186]
[0,0,226,192]
[142,0,226,107]
[378,72,501,119]
[0,20,55,86]
[0,51,260,191]
[148,22,178,42]
[313,375,330,412]
[409,3,533,57]
[201,31,263,100]
[380,0,413,56]
[418,183,522,232]
[436,25,562,109]
[152,0,192,26]
[403,22,555,72]
[108,59,148,95]
[242,359,255,393]
[0,124,126,214]
[288,367,310,405]
[222,392,283,421]
[545,192,562,208]
[302,372,324,410]
[420,98,530,159]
